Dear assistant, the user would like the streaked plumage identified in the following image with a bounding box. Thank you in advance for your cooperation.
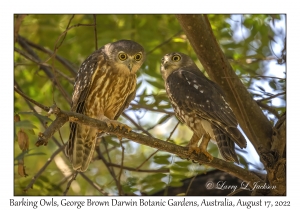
[160,52,247,163]
[66,40,145,171]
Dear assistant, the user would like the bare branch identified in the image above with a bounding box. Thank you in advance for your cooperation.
[63,172,78,196]
[147,30,183,55]
[14,15,27,43]
[43,21,96,64]
[106,162,169,173]
[130,103,174,115]
[24,146,64,192]
[79,173,109,195]
[118,139,125,195]
[34,107,262,187]
[122,112,153,137]
[16,37,72,105]
[256,101,280,119]
[257,92,286,102]
[93,15,98,50]
[19,36,77,76]
[95,144,122,192]
[14,85,50,112]
[136,121,179,170]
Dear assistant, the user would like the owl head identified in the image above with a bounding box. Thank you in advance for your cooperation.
[160,52,197,81]
[104,40,146,74]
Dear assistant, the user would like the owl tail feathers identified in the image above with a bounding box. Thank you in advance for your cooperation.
[226,126,247,149]
[213,126,240,164]
[71,128,98,172]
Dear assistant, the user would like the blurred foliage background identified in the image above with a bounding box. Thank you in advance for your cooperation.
[14,14,286,195]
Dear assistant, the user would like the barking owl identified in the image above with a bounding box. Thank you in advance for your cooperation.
[160,52,247,163]
[65,40,145,171]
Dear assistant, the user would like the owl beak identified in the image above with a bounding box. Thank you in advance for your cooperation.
[127,61,133,72]
[161,57,169,67]
[162,56,170,64]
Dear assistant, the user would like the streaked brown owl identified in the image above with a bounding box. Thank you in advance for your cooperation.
[65,40,145,171]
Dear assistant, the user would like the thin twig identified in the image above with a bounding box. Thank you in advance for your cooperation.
[14,47,74,83]
[54,173,75,191]
[93,15,98,50]
[14,85,50,112]
[122,112,153,137]
[44,22,95,64]
[257,92,286,102]
[146,30,183,55]
[63,172,78,195]
[106,162,169,173]
[130,103,174,115]
[14,15,27,43]
[117,139,125,195]
[23,146,64,192]
[136,121,179,170]
[256,101,280,118]
[79,173,109,195]
[95,141,121,192]
[185,174,198,196]
[57,15,75,50]
[16,38,72,105]
[20,36,77,76]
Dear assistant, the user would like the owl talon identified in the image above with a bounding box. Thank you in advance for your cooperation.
[187,144,201,155]
[199,148,213,162]
[103,119,131,133]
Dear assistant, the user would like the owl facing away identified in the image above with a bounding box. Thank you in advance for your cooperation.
[160,52,247,163]
[65,40,145,172]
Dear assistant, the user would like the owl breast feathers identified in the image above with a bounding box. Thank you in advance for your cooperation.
[161,52,247,163]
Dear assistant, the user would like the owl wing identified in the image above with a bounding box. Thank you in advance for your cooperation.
[67,48,106,158]
[167,68,246,149]
[71,48,105,113]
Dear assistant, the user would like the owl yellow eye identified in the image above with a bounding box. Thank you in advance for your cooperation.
[172,55,181,62]
[134,53,142,61]
[118,53,128,61]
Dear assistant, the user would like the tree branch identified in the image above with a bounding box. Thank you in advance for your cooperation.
[106,162,169,173]
[34,105,262,187]
[256,101,280,119]
[14,85,263,188]
[175,14,273,159]
[17,37,72,105]
[18,36,77,77]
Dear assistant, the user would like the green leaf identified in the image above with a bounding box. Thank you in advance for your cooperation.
[39,175,50,183]
[171,174,188,181]
[15,120,37,129]
[168,181,184,187]
[174,161,192,167]
[170,164,188,173]
[269,80,277,90]
[14,149,33,161]
[153,154,171,164]
[105,138,121,147]
[142,173,167,183]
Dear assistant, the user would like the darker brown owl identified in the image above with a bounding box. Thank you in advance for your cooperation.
[160,52,247,163]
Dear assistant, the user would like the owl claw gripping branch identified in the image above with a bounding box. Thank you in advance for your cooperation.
[160,52,247,164]
[65,40,145,172]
